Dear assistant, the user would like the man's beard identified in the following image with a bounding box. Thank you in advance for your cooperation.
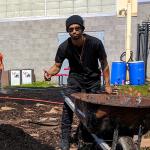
[71,35,82,40]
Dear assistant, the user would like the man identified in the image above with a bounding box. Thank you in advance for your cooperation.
[0,52,4,90]
[44,15,112,150]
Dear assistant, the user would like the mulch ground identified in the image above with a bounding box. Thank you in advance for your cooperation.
[0,87,150,150]
[0,87,79,150]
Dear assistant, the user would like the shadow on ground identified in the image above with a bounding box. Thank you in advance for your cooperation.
[0,124,55,150]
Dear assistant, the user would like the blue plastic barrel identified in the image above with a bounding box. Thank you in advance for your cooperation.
[128,61,145,85]
[111,61,126,85]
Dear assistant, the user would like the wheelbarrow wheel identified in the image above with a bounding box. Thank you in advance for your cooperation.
[116,136,137,150]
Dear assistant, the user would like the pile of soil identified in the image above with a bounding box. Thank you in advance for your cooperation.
[0,87,79,150]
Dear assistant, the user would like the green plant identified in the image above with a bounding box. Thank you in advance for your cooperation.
[13,81,56,88]
[117,84,150,97]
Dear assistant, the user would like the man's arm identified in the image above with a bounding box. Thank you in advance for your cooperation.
[0,61,4,70]
[44,63,62,81]
[0,53,4,70]
[2,62,4,70]
[100,59,112,94]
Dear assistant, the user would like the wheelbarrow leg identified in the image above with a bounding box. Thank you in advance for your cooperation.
[111,122,141,150]
[134,124,144,150]
[111,125,119,150]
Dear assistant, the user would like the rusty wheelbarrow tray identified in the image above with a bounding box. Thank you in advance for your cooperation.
[71,93,150,108]
[71,93,150,126]
[70,93,150,150]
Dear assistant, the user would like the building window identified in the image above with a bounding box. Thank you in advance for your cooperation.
[0,0,116,19]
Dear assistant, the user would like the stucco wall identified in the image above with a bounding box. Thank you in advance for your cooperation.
[0,2,149,83]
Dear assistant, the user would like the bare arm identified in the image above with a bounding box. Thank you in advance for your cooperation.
[101,59,110,86]
[44,63,62,80]
[0,61,4,70]
[2,62,4,70]
[100,59,112,93]
[47,63,61,75]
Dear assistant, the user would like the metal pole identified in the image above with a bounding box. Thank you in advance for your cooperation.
[136,24,140,60]
[144,23,149,78]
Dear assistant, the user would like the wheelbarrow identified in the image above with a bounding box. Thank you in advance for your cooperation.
[68,92,150,150]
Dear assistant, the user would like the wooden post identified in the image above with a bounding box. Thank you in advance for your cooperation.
[117,0,137,82]
[125,1,132,81]
[126,0,132,62]
[117,0,137,62]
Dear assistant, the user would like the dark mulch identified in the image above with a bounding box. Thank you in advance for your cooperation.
[0,87,64,102]
[0,87,78,150]
[0,124,54,150]
[1,87,150,150]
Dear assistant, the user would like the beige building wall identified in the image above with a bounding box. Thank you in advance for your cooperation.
[0,16,136,82]
[0,2,149,82]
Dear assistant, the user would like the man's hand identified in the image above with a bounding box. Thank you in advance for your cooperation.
[44,70,52,81]
[105,85,112,94]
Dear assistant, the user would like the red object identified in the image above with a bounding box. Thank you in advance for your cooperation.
[0,96,63,105]
[62,74,69,76]
[0,53,3,60]
[0,53,3,70]
[55,73,63,76]
[64,67,70,70]
[55,73,69,77]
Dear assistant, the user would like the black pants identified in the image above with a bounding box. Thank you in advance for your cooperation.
[61,73,101,146]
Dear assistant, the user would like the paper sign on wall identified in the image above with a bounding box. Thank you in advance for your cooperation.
[22,69,32,84]
[10,70,21,86]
